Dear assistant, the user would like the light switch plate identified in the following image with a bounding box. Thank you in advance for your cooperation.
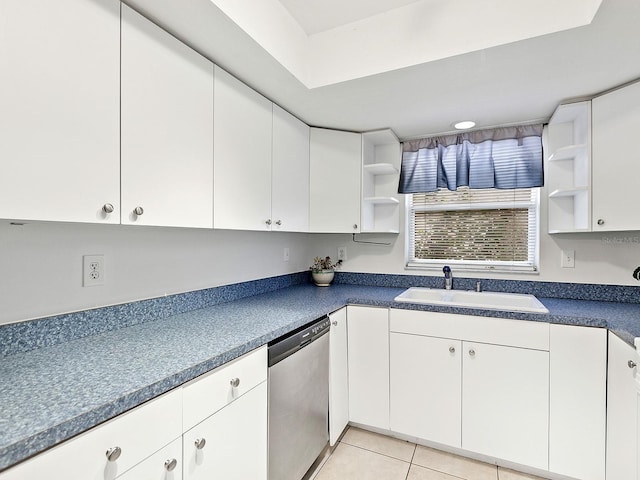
[561,250,575,268]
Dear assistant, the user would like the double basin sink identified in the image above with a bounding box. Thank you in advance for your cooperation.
[394,287,549,314]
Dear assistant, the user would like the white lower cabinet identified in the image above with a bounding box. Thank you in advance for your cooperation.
[347,306,389,430]
[183,382,267,480]
[0,389,182,480]
[390,309,550,471]
[329,308,349,446]
[549,324,606,480]
[390,333,461,447]
[461,341,549,470]
[607,331,640,480]
[182,346,268,480]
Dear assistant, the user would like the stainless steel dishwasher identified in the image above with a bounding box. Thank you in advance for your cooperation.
[268,316,331,480]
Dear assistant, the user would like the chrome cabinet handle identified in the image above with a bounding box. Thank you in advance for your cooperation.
[597,219,604,226]
[265,219,272,225]
[230,377,240,388]
[105,446,122,462]
[194,438,206,450]
[102,203,114,214]
[629,360,637,369]
[275,220,282,226]
[332,321,338,326]
[449,346,456,354]
[164,458,177,471]
[133,206,144,216]
[469,349,476,357]
[353,224,358,230]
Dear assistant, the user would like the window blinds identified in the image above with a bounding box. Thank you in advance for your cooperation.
[407,187,538,271]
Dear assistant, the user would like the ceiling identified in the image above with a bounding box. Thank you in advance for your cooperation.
[277,0,420,35]
[123,0,640,140]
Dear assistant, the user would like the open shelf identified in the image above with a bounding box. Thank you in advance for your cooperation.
[546,101,592,234]
[548,186,589,198]
[363,163,398,175]
[548,144,588,162]
[361,129,401,234]
[363,196,400,205]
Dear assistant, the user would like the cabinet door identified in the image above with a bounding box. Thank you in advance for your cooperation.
[117,438,182,480]
[592,81,640,231]
[347,306,389,430]
[0,0,120,223]
[462,342,549,470]
[184,381,267,480]
[310,128,362,233]
[272,105,310,232]
[329,308,349,446]
[390,333,461,447]
[213,67,273,231]
[121,6,214,228]
[549,324,606,480]
[607,332,639,480]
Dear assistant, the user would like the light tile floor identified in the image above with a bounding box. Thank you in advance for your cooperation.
[307,427,546,480]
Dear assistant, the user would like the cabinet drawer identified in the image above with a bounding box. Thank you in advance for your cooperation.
[390,309,549,351]
[183,346,267,431]
[117,437,182,480]
[0,388,182,480]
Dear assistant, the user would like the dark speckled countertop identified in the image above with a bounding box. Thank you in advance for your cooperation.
[1,283,639,471]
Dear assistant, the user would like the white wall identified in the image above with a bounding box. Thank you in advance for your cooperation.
[307,190,640,287]
[0,222,312,325]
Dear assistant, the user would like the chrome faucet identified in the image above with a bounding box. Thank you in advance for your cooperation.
[443,266,452,290]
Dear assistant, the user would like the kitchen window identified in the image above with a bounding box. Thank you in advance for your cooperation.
[406,186,540,272]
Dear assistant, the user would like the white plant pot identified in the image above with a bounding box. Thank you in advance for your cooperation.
[312,270,335,286]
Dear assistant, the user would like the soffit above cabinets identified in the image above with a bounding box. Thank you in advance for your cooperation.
[211,0,603,88]
[123,0,640,139]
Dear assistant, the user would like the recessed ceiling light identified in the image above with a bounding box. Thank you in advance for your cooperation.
[454,121,476,130]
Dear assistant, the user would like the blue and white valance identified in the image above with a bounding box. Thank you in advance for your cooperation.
[399,124,544,193]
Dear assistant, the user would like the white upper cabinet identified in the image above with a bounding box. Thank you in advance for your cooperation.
[0,0,120,223]
[310,128,362,233]
[213,67,273,231]
[121,5,214,228]
[271,105,310,232]
[592,80,640,231]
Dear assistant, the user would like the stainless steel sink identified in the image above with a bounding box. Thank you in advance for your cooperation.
[394,287,549,314]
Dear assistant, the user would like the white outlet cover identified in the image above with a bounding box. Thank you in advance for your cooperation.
[83,255,105,287]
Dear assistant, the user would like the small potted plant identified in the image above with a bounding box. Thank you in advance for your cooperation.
[310,256,342,286]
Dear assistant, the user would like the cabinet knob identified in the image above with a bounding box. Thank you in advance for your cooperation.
[449,346,456,354]
[597,219,604,226]
[133,206,144,216]
[194,438,206,450]
[102,203,114,214]
[332,321,338,326]
[265,219,272,226]
[105,446,122,462]
[469,348,476,357]
[230,377,240,388]
[275,220,282,226]
[629,360,637,369]
[164,458,178,472]
[353,224,358,230]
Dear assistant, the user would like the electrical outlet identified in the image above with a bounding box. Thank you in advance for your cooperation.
[83,255,105,286]
[283,247,290,262]
[337,246,347,262]
[561,250,575,268]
